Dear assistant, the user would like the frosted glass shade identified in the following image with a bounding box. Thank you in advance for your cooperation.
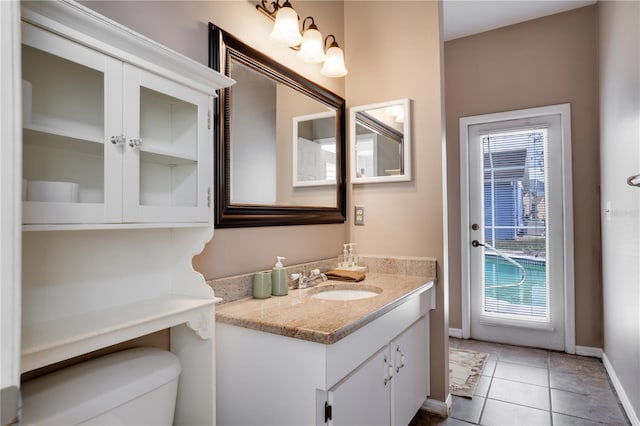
[296,27,325,63]
[269,6,302,47]
[320,45,348,77]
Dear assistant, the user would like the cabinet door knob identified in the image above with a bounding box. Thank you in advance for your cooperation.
[110,135,125,146]
[128,137,143,149]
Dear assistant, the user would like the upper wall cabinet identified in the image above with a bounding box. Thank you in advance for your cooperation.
[20,2,234,230]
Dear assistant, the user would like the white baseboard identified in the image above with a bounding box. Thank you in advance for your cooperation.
[449,328,463,339]
[602,352,640,426]
[421,393,452,417]
[575,345,603,358]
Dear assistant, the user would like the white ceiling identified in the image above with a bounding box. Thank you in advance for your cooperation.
[442,0,597,41]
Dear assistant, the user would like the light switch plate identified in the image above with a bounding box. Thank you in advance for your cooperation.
[354,205,365,225]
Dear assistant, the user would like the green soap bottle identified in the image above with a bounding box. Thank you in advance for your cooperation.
[271,256,288,296]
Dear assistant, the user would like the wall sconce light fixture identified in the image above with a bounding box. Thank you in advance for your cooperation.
[262,0,303,47]
[297,17,325,63]
[256,0,348,77]
[320,35,348,78]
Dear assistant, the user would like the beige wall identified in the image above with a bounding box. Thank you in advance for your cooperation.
[599,0,640,420]
[81,1,348,278]
[444,6,602,347]
[84,0,449,403]
[345,1,448,402]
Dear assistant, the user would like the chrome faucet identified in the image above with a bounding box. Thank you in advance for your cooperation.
[290,268,328,289]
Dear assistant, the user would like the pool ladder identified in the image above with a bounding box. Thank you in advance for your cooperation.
[472,240,527,289]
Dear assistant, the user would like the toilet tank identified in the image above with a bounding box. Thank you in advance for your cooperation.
[21,347,181,426]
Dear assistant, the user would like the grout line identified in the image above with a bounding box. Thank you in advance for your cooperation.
[548,350,553,425]
[475,353,496,425]
[482,348,506,423]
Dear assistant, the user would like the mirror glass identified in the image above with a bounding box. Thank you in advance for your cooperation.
[350,99,411,184]
[210,24,346,227]
[229,62,337,207]
[293,111,337,188]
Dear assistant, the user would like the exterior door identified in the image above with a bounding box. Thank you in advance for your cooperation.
[461,105,573,351]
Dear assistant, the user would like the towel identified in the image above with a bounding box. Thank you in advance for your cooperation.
[325,269,366,282]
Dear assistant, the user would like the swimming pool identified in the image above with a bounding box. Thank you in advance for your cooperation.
[484,254,547,318]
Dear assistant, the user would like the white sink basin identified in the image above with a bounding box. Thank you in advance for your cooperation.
[309,284,382,301]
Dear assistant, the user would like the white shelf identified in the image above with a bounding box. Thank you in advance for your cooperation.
[24,122,103,145]
[21,295,218,373]
[22,221,209,231]
[140,146,197,165]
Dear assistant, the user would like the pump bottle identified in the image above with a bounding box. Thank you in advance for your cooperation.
[271,256,288,296]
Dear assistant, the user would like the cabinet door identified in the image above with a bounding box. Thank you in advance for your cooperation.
[122,65,211,224]
[391,316,428,426]
[329,346,391,426]
[21,22,123,225]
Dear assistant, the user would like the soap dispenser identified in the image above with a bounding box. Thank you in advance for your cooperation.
[271,256,288,296]
[340,244,349,268]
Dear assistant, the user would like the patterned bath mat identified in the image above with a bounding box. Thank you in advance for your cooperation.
[449,348,488,398]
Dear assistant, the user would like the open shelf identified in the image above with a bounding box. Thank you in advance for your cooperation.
[21,295,218,373]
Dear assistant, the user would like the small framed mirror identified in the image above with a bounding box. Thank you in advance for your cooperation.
[293,111,337,187]
[350,98,411,184]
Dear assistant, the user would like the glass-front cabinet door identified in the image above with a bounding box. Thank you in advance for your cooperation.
[21,22,212,227]
[21,22,123,225]
[122,65,211,224]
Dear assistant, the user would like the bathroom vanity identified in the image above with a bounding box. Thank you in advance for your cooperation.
[216,274,435,426]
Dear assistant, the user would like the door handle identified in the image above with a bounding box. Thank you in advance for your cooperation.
[395,345,406,373]
[383,355,393,386]
[472,240,485,248]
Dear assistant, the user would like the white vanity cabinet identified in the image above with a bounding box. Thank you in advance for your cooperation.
[329,316,428,426]
[21,3,223,229]
[216,281,434,426]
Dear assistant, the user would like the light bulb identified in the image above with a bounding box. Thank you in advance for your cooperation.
[297,25,325,63]
[320,44,347,78]
[269,3,302,47]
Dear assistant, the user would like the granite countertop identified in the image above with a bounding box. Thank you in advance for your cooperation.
[215,273,434,344]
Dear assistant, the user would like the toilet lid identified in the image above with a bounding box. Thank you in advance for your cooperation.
[21,347,181,425]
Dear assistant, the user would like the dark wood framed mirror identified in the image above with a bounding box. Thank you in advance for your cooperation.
[208,24,346,228]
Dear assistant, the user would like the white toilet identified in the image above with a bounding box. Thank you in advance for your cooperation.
[21,347,181,425]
